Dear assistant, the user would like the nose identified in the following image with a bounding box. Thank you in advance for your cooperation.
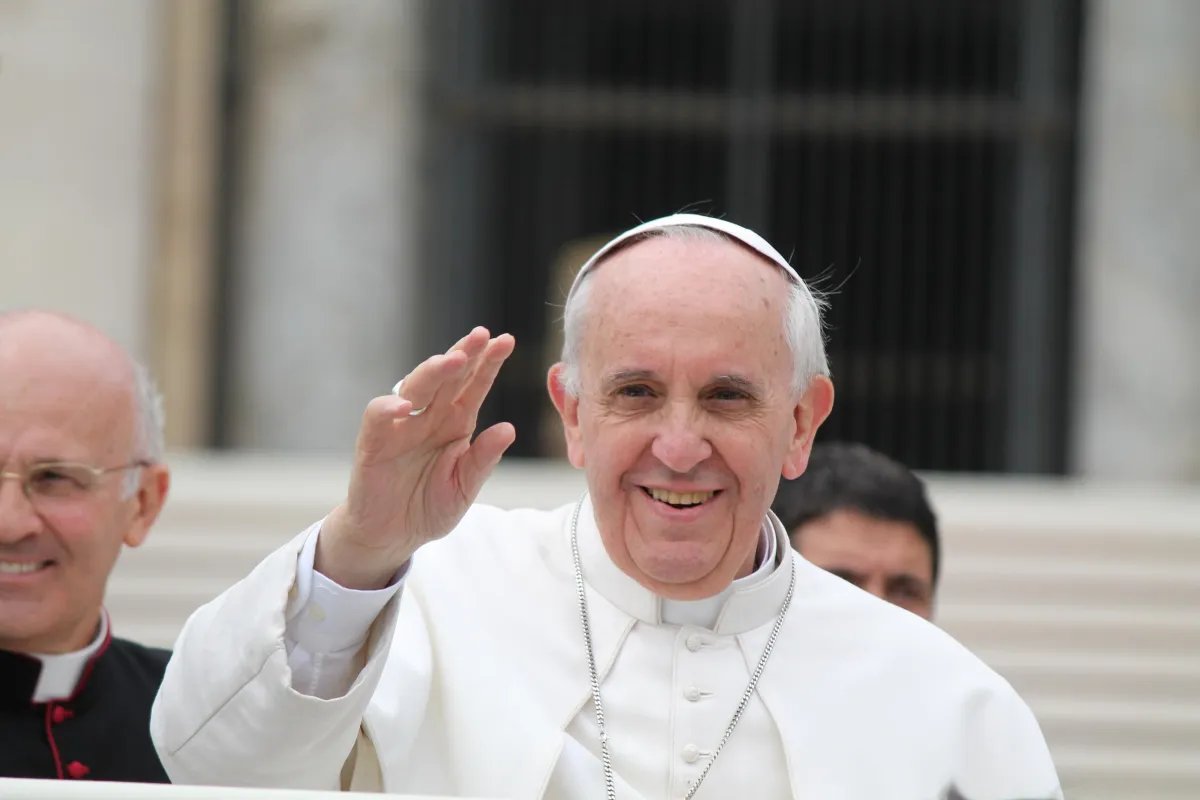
[0,474,40,544]
[650,403,712,474]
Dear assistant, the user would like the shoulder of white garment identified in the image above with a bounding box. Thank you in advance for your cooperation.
[412,501,580,569]
[791,558,1047,705]
[774,563,1059,793]
[285,503,574,645]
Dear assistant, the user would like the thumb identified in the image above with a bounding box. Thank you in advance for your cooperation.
[456,422,516,500]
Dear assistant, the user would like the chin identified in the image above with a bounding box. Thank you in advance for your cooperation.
[0,622,50,649]
[632,546,730,599]
[646,573,731,601]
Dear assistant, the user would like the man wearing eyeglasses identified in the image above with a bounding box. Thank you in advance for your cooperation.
[0,310,172,783]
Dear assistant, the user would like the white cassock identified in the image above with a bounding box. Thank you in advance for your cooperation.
[150,495,1062,800]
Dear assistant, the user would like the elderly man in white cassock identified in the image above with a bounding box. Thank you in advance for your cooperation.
[150,214,1062,800]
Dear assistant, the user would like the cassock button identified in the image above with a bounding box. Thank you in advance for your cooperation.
[51,706,68,724]
[681,744,700,764]
[685,635,704,652]
[66,761,90,779]
[683,685,702,702]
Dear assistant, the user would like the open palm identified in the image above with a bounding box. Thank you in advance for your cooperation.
[318,328,516,589]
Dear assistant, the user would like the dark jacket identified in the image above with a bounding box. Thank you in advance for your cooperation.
[0,632,172,783]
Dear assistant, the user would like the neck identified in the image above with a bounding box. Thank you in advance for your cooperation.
[576,495,792,635]
[1,609,104,656]
[633,521,772,602]
[733,532,766,580]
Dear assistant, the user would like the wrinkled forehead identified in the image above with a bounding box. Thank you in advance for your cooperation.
[567,213,801,304]
[578,244,797,389]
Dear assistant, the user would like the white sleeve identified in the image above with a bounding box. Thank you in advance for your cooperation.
[284,525,407,700]
[953,679,1064,800]
[151,521,416,791]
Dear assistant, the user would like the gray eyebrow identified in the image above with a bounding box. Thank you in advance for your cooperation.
[711,374,762,393]
[601,369,657,387]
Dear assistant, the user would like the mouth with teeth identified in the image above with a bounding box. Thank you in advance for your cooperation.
[642,487,721,509]
[0,561,52,576]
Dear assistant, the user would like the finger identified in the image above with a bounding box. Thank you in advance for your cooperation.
[446,326,491,357]
[364,394,414,425]
[399,328,490,412]
[357,395,416,460]
[394,351,470,411]
[454,422,516,501]
[454,334,515,414]
[430,329,500,411]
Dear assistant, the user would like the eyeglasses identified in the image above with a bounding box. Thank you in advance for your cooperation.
[0,461,151,504]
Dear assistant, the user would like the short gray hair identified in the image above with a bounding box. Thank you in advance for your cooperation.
[122,359,165,497]
[559,225,829,397]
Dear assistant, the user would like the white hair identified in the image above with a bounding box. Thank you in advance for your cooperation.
[559,225,830,397]
[121,359,165,498]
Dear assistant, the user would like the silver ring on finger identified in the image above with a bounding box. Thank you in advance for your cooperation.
[392,379,428,416]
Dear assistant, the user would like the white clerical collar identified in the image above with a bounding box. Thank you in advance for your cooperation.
[575,494,794,635]
[28,612,109,703]
[659,519,777,628]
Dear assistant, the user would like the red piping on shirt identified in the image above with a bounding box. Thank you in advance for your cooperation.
[43,609,114,780]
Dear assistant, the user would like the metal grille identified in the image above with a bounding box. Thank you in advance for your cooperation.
[423,0,1083,473]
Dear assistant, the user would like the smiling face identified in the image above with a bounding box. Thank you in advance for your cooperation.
[0,314,169,654]
[549,234,834,600]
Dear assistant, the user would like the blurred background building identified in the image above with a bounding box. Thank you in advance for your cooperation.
[3,0,1197,479]
[1,1,1198,797]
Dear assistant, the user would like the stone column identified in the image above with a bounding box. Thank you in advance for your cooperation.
[150,0,223,450]
[1072,0,1200,481]
[228,0,425,452]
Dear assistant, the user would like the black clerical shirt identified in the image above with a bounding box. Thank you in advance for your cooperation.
[0,630,172,783]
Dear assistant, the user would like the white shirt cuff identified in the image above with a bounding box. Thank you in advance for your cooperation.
[285,521,407,654]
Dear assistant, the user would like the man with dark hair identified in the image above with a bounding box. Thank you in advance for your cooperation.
[773,441,939,620]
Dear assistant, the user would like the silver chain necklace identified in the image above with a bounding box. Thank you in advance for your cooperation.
[569,496,796,800]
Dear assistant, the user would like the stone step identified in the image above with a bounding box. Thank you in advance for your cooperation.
[1052,745,1200,800]
[982,650,1200,706]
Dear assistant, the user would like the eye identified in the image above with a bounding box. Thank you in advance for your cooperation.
[890,580,928,601]
[32,468,72,484]
[708,388,749,402]
[617,384,655,399]
[29,465,89,492]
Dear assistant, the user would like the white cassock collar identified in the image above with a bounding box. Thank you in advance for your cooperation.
[575,493,793,634]
[28,612,109,703]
